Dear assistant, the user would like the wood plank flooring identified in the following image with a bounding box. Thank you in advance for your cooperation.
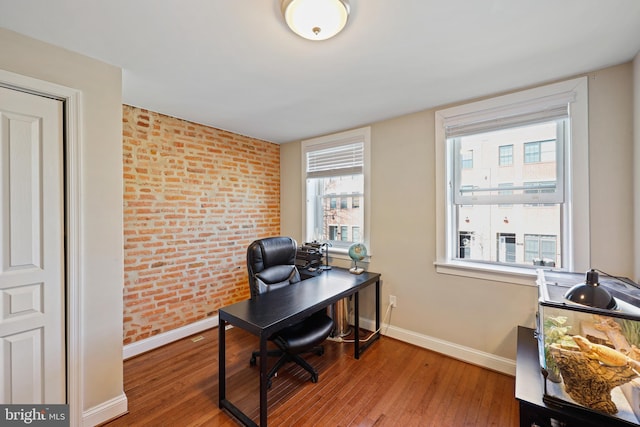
[101,327,519,426]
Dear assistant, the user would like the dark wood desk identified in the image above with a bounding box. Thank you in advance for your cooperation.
[218,268,381,427]
[516,326,637,427]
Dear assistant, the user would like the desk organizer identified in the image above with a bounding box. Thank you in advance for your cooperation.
[537,269,640,426]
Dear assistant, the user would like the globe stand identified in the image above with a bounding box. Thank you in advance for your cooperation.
[349,260,364,275]
[348,243,367,275]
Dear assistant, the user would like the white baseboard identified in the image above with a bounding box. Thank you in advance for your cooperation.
[122,314,515,376]
[123,316,219,360]
[82,392,128,427]
[358,317,516,376]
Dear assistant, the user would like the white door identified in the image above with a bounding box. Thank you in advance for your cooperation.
[0,86,65,403]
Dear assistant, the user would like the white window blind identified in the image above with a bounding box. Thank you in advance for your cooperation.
[451,120,566,206]
[306,142,364,178]
[447,91,576,206]
[444,91,575,138]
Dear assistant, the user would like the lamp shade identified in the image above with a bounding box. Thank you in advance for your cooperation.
[282,0,350,41]
[564,269,617,310]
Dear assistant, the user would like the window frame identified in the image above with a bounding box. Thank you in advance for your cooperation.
[434,77,589,285]
[461,149,474,169]
[301,127,372,257]
[499,144,514,166]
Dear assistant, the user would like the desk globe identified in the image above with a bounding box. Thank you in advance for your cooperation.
[348,243,367,274]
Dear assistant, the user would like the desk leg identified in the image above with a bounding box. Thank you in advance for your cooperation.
[354,279,381,360]
[218,316,259,427]
[354,291,360,360]
[375,278,380,337]
[218,317,226,405]
[259,335,268,427]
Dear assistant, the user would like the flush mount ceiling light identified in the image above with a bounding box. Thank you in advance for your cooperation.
[281,0,350,41]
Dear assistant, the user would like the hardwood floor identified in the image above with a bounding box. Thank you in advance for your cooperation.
[101,327,519,426]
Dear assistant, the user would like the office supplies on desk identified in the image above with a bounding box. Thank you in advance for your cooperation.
[295,241,324,269]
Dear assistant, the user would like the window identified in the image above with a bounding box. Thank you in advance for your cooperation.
[524,139,556,163]
[524,234,557,266]
[499,145,513,166]
[302,127,371,251]
[352,226,361,242]
[450,121,564,268]
[461,150,473,169]
[341,226,349,241]
[435,77,590,281]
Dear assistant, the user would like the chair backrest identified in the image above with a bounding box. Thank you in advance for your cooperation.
[247,236,301,298]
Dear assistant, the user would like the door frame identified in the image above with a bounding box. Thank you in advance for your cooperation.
[0,69,82,426]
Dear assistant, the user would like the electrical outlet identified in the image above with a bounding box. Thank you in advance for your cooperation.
[389,295,397,308]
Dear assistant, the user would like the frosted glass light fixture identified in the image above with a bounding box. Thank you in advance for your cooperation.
[281,0,350,41]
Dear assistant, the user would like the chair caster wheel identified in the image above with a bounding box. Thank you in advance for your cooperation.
[267,380,273,389]
[311,373,318,383]
[250,356,256,366]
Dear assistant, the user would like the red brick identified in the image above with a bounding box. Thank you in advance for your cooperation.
[122,105,280,343]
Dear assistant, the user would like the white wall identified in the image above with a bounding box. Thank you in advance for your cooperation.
[281,62,635,371]
[0,29,125,425]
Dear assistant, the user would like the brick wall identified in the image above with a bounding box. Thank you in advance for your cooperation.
[122,105,280,344]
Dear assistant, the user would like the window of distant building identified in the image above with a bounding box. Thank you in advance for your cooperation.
[352,226,361,242]
[434,77,589,284]
[302,127,371,252]
[524,234,558,266]
[524,139,555,163]
[499,144,513,166]
[341,226,349,241]
[461,150,473,169]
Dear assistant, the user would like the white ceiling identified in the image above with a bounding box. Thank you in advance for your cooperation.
[1,0,640,143]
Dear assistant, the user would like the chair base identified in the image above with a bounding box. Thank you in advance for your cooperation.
[250,345,325,388]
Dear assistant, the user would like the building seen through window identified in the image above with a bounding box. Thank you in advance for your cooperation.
[437,77,588,275]
[302,128,370,250]
[454,121,562,267]
[309,175,363,246]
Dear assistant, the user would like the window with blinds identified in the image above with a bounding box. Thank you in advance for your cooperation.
[435,77,588,271]
[449,94,571,206]
[302,127,370,250]
[305,141,364,178]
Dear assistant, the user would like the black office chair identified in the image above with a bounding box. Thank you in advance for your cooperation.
[246,236,334,387]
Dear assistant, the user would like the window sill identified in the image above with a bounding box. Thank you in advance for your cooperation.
[434,260,542,287]
[328,247,371,263]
